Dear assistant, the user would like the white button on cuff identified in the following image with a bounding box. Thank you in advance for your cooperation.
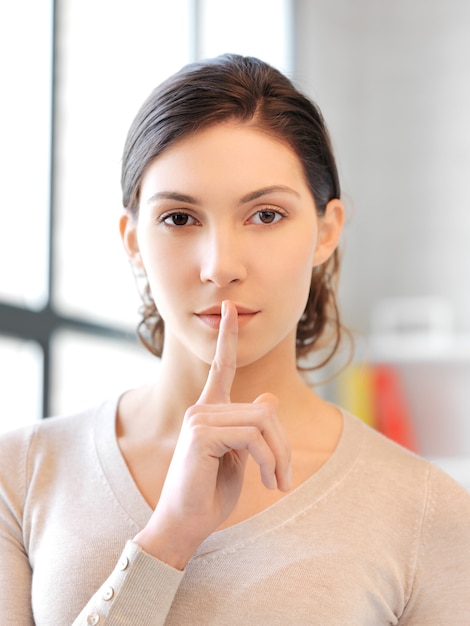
[86,612,100,625]
[103,586,115,601]
[118,556,129,570]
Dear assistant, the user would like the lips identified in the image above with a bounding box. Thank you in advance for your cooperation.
[195,305,259,329]
[197,305,258,316]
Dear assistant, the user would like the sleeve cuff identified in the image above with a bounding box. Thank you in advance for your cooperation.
[73,540,185,625]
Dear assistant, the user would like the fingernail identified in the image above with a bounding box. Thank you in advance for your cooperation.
[221,300,228,317]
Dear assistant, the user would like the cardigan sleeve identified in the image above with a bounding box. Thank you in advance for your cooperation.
[0,427,35,625]
[0,426,184,626]
[72,541,184,626]
[399,464,470,624]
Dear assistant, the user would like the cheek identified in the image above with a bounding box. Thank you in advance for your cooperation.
[265,245,315,326]
[138,233,192,283]
[136,243,174,304]
[272,232,317,283]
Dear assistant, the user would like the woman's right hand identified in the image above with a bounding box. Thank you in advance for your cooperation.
[133,300,291,570]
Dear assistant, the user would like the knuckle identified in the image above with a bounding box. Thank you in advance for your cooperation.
[257,403,277,431]
[184,408,206,431]
[184,405,198,419]
[191,422,208,437]
[245,425,262,441]
[187,423,210,447]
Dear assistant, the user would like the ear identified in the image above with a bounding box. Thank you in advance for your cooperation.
[313,199,344,267]
[119,212,144,268]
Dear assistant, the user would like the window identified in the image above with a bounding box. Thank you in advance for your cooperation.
[0,0,292,433]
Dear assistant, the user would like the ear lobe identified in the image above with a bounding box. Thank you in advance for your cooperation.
[313,199,344,267]
[119,212,143,267]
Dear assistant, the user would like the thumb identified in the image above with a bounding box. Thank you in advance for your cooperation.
[253,392,280,409]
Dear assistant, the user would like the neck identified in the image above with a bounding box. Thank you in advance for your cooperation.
[161,327,304,402]
[117,333,343,488]
[120,330,322,441]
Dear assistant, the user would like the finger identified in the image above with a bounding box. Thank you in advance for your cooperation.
[197,300,238,405]
[253,392,279,410]
[199,425,278,491]
[254,393,292,492]
[191,393,291,491]
[193,394,291,490]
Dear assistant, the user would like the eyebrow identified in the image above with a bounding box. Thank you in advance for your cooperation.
[240,186,300,203]
[146,185,300,207]
[147,191,200,206]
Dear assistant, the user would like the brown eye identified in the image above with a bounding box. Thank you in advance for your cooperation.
[250,210,283,225]
[170,213,189,226]
[258,211,276,223]
[161,212,198,226]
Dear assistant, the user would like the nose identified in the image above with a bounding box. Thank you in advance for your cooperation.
[199,226,247,287]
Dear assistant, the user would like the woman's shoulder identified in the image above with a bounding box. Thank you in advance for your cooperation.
[0,395,120,461]
[341,410,470,506]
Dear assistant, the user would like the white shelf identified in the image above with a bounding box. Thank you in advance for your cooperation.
[366,333,470,364]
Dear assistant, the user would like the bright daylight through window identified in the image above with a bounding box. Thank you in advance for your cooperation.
[0,0,291,433]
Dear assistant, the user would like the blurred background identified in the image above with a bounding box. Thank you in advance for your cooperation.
[1,0,469,487]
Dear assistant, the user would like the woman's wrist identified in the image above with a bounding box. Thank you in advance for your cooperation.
[133,522,199,571]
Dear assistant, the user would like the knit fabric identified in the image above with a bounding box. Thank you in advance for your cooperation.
[1,396,469,625]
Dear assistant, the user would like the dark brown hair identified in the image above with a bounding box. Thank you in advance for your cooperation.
[121,54,344,368]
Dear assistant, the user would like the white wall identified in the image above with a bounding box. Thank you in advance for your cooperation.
[293,0,470,336]
[293,1,470,465]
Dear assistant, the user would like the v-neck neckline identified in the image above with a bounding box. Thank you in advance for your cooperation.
[94,394,363,556]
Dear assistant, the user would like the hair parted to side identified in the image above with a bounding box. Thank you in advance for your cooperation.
[121,53,346,369]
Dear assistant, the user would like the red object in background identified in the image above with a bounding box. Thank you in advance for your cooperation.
[373,364,418,452]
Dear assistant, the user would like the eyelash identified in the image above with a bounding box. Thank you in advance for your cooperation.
[158,208,287,228]
[158,212,200,227]
[249,210,285,225]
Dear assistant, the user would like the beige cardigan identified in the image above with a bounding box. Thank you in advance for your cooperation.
[1,396,469,625]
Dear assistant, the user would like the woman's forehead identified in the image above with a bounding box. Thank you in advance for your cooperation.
[139,123,309,202]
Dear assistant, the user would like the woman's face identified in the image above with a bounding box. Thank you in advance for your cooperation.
[122,122,343,368]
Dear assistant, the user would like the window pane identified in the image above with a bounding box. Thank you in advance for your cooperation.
[0,336,43,433]
[53,0,193,328]
[199,0,292,72]
[50,330,157,416]
[0,0,52,309]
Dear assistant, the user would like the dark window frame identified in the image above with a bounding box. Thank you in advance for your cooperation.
[0,0,203,418]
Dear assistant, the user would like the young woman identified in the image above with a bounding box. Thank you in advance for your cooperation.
[1,54,469,625]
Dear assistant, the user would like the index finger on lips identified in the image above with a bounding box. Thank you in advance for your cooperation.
[197,300,238,405]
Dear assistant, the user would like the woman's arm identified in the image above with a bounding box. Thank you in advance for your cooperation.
[0,426,184,626]
[399,465,470,623]
[0,300,290,624]
[133,300,291,569]
[72,541,184,625]
[75,301,290,622]
[0,429,34,624]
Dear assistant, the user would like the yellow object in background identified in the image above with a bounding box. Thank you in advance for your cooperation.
[336,363,376,428]
[336,362,418,453]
